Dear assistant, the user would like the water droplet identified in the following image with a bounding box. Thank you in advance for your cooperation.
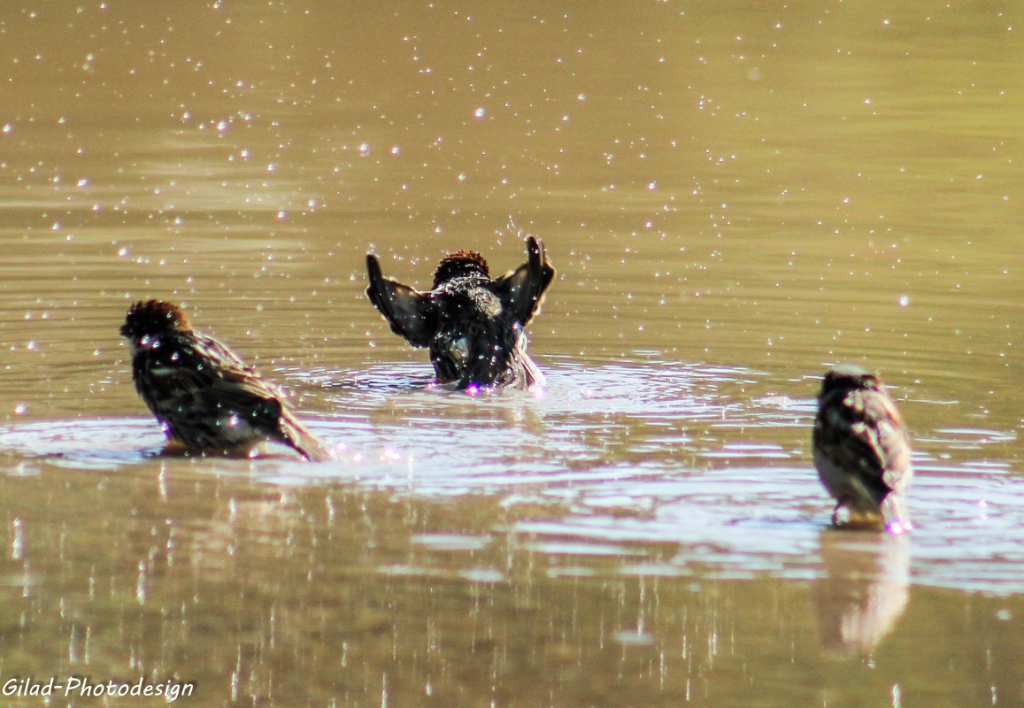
[898,294,910,307]
[118,246,130,257]
[474,107,486,119]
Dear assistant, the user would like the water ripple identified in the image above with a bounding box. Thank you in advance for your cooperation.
[1,360,1022,593]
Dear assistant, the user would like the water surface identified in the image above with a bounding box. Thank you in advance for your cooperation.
[0,1,1022,705]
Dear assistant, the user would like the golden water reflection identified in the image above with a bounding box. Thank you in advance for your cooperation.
[812,531,910,657]
[1,0,1023,705]
[0,465,1021,707]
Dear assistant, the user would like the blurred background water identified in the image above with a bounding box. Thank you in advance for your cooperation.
[0,1,1022,705]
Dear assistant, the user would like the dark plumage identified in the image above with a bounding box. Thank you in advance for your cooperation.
[120,300,332,461]
[365,236,555,390]
[813,365,914,533]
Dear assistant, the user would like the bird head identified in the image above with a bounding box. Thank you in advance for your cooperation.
[432,251,489,287]
[121,300,192,341]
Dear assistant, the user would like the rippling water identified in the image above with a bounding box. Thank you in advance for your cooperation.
[2,1,1023,705]
[3,360,1021,599]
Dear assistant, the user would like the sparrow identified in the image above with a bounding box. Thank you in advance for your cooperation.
[120,300,333,460]
[365,236,555,390]
[813,365,914,533]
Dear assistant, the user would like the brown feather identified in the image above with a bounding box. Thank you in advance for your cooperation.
[121,300,332,461]
[433,250,490,287]
[813,365,914,533]
[365,238,555,390]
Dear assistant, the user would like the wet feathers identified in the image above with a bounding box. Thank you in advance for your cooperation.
[365,236,555,390]
[121,300,332,461]
[813,365,914,533]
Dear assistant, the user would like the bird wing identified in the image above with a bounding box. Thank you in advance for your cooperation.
[838,387,912,493]
[133,331,332,459]
[869,393,914,493]
[202,337,289,408]
[365,254,437,347]
[194,337,333,460]
[491,236,555,325]
[143,334,286,421]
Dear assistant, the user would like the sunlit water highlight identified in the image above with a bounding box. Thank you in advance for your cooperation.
[2,1,1024,701]
[4,360,1020,594]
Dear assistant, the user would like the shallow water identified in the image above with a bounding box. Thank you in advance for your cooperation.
[1,1,1023,706]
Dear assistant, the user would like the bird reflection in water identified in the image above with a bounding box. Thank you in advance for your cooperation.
[811,529,910,657]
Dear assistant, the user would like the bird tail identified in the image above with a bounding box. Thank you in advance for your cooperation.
[880,493,912,535]
[277,411,335,462]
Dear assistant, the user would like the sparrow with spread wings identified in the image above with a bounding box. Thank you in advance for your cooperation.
[365,236,555,391]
